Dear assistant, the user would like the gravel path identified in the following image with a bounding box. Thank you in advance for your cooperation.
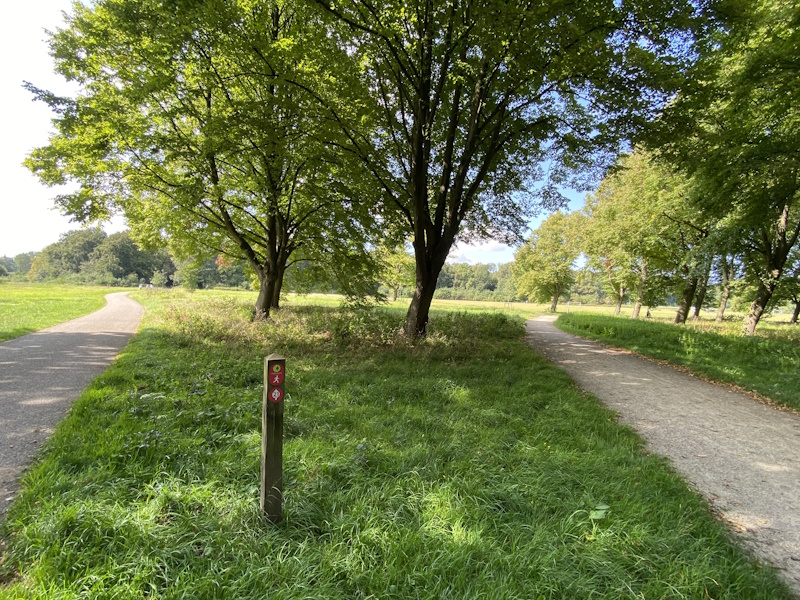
[524,316,800,595]
[0,292,143,519]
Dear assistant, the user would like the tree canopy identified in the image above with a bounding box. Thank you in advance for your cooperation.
[315,0,706,335]
[26,0,380,318]
[650,0,800,334]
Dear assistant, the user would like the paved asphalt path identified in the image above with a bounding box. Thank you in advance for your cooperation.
[0,292,143,519]
[525,316,800,595]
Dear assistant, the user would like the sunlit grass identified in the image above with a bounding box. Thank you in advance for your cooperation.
[0,289,790,598]
[0,283,122,342]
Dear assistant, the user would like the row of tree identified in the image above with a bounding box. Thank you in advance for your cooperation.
[26,0,707,337]
[512,0,800,335]
[513,151,800,329]
[0,229,254,290]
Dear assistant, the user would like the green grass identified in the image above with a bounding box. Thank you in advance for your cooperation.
[0,283,120,342]
[0,290,791,598]
[556,313,800,411]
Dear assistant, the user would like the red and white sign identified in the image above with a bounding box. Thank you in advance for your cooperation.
[270,370,285,386]
[268,386,284,403]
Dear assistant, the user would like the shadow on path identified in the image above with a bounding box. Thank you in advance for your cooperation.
[0,293,143,519]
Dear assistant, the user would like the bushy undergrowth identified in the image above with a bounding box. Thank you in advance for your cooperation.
[0,291,791,598]
[556,313,800,411]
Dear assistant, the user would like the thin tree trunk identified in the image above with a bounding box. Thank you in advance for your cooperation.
[715,259,733,324]
[674,276,698,324]
[550,289,559,313]
[692,262,712,321]
[791,300,800,324]
[632,262,647,319]
[614,292,624,316]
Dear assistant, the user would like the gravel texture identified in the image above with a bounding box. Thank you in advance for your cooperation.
[525,315,800,595]
[0,292,143,519]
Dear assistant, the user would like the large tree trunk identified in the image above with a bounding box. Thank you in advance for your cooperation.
[270,261,286,310]
[405,269,440,336]
[743,281,777,336]
[254,274,272,320]
[674,275,698,324]
[742,204,799,335]
[791,300,800,325]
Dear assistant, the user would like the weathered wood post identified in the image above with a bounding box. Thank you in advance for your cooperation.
[261,354,285,523]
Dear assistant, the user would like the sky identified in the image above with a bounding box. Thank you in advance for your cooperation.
[0,2,586,265]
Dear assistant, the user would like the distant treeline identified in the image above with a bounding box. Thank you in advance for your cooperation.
[0,229,250,290]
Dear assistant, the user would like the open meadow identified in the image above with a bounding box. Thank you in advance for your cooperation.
[0,288,792,598]
[0,284,122,343]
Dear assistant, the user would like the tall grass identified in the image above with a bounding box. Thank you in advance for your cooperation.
[0,283,120,342]
[0,290,791,598]
[556,313,800,411]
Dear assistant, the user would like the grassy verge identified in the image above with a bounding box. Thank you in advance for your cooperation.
[0,284,120,342]
[1,290,791,598]
[556,313,800,411]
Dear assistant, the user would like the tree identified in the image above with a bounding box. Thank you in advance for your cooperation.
[315,0,705,336]
[28,228,106,281]
[26,0,378,319]
[377,246,415,301]
[582,152,695,318]
[513,212,580,312]
[14,253,36,275]
[82,231,170,284]
[771,247,800,324]
[651,0,800,335]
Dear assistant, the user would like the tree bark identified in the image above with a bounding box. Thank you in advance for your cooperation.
[632,262,647,319]
[791,300,800,325]
[405,269,440,337]
[254,274,272,320]
[743,281,777,336]
[550,290,559,313]
[692,261,712,321]
[674,275,698,324]
[614,295,623,316]
[270,262,285,310]
[715,283,731,324]
[715,258,733,324]
[742,204,798,335]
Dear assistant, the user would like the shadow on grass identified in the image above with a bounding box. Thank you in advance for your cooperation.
[0,301,792,599]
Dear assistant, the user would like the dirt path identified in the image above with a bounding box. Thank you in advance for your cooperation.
[0,292,143,519]
[525,316,800,595]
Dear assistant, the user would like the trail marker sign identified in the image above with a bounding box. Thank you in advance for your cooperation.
[261,354,285,523]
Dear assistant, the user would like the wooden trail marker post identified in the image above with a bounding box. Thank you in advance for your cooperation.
[261,354,285,523]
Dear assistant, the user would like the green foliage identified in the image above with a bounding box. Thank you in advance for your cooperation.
[651,0,800,334]
[557,313,800,411]
[0,291,790,598]
[0,284,115,342]
[25,229,173,286]
[318,0,706,334]
[28,228,106,281]
[514,212,580,310]
[26,0,381,317]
